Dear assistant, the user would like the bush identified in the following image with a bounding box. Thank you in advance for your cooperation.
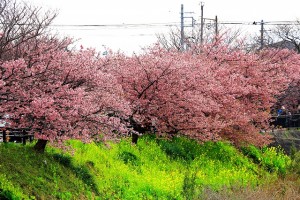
[241,145,291,176]
[158,136,202,162]
[118,151,141,166]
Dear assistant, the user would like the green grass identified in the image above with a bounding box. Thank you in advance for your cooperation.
[0,135,298,199]
[0,142,94,199]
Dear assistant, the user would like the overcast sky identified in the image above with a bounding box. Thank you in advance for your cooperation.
[25,0,300,54]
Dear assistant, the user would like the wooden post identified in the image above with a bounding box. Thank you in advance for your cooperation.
[29,134,33,142]
[22,129,26,145]
[3,130,7,143]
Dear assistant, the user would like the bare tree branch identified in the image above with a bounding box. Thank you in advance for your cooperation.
[0,0,58,60]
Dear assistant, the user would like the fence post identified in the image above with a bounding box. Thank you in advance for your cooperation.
[22,129,26,145]
[3,130,7,143]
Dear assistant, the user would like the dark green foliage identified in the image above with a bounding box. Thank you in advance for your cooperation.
[158,136,201,162]
[182,170,197,200]
[52,153,99,195]
[158,137,246,167]
[197,141,237,163]
[52,153,72,166]
[0,188,14,200]
[241,145,263,164]
[118,151,141,166]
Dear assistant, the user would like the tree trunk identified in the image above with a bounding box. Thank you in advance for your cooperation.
[33,139,48,152]
[131,133,139,144]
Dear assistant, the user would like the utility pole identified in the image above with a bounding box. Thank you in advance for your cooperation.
[253,20,265,50]
[180,4,184,51]
[215,15,218,39]
[260,20,264,49]
[180,4,196,51]
[200,2,204,45]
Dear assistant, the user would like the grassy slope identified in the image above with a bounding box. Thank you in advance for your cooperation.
[270,128,300,154]
[0,135,298,200]
[0,143,93,200]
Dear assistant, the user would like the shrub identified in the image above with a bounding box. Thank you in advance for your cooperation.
[241,145,291,176]
[118,151,141,166]
[158,136,201,162]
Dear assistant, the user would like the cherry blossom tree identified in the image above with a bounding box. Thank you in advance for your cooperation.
[107,42,300,146]
[0,0,131,151]
[0,38,130,151]
[210,46,300,145]
[2,0,299,150]
[259,49,300,114]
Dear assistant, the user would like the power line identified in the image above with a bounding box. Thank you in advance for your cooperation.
[1,20,298,29]
[217,20,299,26]
[45,19,300,39]
[50,22,180,28]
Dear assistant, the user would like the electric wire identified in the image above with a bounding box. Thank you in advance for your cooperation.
[47,20,299,29]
